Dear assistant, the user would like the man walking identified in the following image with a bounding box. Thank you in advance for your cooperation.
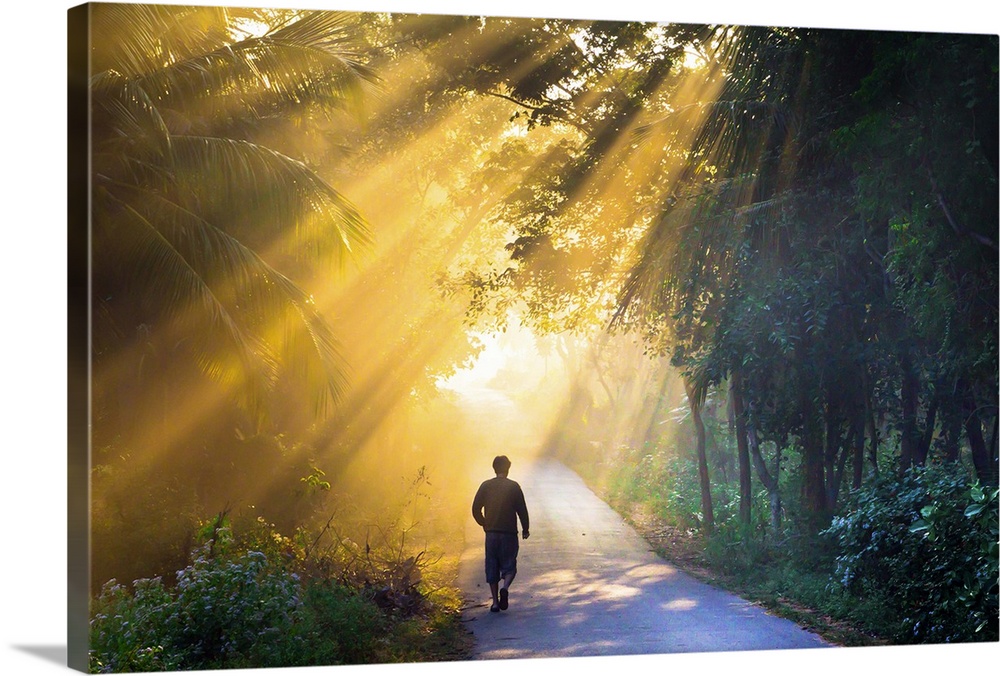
[472,455,530,612]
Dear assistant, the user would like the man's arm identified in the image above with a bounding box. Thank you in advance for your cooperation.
[472,483,486,528]
[516,486,529,539]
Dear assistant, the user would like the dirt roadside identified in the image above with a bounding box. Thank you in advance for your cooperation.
[619,503,887,648]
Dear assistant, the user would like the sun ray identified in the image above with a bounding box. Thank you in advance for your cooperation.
[90,7,749,602]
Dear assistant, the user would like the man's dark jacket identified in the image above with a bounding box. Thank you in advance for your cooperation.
[472,476,529,534]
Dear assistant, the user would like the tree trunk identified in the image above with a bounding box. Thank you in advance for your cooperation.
[823,394,841,511]
[863,368,880,475]
[962,381,999,486]
[852,407,866,489]
[736,377,781,532]
[829,421,854,510]
[797,320,825,521]
[705,415,729,484]
[686,379,714,532]
[940,387,963,463]
[767,488,782,534]
[915,393,938,466]
[747,425,782,532]
[730,372,753,526]
[899,351,920,472]
[801,412,827,520]
[989,410,998,470]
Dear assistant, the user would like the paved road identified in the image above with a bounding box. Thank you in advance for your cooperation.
[457,458,829,660]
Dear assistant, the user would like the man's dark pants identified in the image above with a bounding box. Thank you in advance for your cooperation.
[484,531,519,583]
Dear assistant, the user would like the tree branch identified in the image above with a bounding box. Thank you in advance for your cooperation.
[484,90,589,133]
[925,162,999,250]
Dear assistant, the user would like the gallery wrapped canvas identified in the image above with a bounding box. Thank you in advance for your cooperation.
[66,1,998,674]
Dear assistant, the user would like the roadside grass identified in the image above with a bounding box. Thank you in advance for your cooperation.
[388,556,475,663]
[386,597,475,663]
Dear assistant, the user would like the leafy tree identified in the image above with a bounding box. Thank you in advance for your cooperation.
[838,31,999,484]
[610,25,998,533]
[441,18,998,522]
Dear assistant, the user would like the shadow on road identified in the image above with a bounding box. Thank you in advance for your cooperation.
[459,459,829,660]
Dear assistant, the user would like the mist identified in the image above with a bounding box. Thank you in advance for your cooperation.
[86,8,712,597]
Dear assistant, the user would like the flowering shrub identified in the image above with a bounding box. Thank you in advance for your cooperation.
[89,524,416,672]
[89,577,181,673]
[90,545,303,672]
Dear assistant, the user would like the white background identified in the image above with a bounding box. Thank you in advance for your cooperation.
[2,1,998,675]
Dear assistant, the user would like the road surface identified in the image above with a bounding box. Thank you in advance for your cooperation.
[457,458,829,660]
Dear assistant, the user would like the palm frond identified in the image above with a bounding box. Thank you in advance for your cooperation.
[90,3,238,76]
[117,10,378,123]
[126,182,350,399]
[89,5,375,428]
[91,66,372,264]
[96,180,350,416]
[285,299,350,417]
[95,186,278,422]
[91,72,174,166]
[166,134,371,262]
[685,361,713,408]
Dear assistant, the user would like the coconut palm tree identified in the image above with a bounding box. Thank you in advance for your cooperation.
[87,4,377,433]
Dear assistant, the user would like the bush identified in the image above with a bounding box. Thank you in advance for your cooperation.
[170,548,303,668]
[89,513,448,672]
[703,520,774,577]
[90,545,304,672]
[823,463,999,643]
[290,582,390,665]
[604,448,704,529]
[89,577,182,673]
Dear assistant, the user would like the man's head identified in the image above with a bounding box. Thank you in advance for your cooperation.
[492,455,511,477]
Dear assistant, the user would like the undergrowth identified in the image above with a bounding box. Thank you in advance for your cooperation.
[89,492,472,672]
[585,445,998,647]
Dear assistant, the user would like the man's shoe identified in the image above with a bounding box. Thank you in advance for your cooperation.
[499,588,509,610]
[490,602,500,613]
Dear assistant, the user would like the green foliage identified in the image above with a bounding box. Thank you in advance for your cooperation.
[604,447,704,530]
[89,578,183,673]
[89,547,304,672]
[164,548,303,668]
[702,520,775,576]
[89,506,467,672]
[824,463,999,643]
[89,555,391,672]
[301,466,333,494]
[288,581,390,665]
[599,423,997,646]
[91,6,376,434]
